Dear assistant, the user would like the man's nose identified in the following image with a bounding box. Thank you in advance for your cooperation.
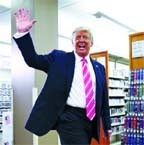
[79,36,85,41]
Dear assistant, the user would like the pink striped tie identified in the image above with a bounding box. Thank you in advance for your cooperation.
[81,57,96,121]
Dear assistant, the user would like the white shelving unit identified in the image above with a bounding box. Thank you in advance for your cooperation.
[0,56,13,145]
[109,70,129,145]
[0,81,13,145]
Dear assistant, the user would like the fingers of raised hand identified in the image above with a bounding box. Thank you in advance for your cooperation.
[14,8,30,21]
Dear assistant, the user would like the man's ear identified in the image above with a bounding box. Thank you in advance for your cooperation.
[72,39,74,46]
[91,41,93,47]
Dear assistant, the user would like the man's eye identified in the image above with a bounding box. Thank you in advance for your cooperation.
[76,35,89,40]
[76,36,81,40]
[83,36,89,39]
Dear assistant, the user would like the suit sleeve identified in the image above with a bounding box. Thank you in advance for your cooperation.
[13,33,54,73]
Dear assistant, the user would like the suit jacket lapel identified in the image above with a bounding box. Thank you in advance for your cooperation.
[65,52,75,95]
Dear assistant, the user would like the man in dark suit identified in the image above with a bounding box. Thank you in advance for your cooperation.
[13,8,111,145]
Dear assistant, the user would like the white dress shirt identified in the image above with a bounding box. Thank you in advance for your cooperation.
[66,52,96,108]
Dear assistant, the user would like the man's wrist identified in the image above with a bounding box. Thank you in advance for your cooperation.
[13,31,29,39]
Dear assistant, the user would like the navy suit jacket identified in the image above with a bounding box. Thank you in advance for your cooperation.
[14,33,111,141]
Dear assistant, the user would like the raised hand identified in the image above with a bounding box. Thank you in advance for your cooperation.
[14,8,37,33]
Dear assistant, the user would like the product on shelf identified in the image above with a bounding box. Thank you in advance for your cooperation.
[123,68,144,145]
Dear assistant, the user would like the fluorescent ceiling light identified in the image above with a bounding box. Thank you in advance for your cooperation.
[94,11,136,33]
[0,0,11,8]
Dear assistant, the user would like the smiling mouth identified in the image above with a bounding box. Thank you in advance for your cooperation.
[78,42,86,50]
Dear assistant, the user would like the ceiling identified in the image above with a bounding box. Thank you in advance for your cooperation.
[58,0,144,58]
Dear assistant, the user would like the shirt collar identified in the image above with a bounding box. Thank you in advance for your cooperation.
[74,52,91,63]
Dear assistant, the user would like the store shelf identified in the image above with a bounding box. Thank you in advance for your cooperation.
[0,81,13,145]
[111,122,124,127]
[112,131,123,136]
[110,141,121,145]
[109,69,128,145]
[109,94,125,97]
[109,103,125,107]
[110,112,125,117]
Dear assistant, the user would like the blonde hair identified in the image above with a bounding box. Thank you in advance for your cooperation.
[72,26,93,44]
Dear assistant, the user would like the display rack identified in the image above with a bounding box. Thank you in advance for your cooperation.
[109,70,128,145]
[0,54,13,145]
[123,32,144,145]
[0,81,13,145]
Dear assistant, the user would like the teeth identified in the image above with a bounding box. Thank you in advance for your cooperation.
[77,42,86,50]
[79,43,85,46]
[78,42,85,46]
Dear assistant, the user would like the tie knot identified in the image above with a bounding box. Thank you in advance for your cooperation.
[81,57,86,63]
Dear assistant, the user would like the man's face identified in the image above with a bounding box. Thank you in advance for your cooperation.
[73,30,93,57]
